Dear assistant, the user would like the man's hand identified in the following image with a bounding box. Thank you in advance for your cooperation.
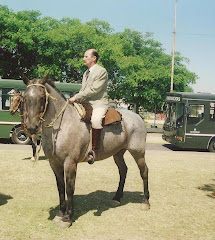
[69,96,77,103]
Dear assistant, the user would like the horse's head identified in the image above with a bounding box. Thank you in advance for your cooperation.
[23,75,49,135]
[9,91,23,115]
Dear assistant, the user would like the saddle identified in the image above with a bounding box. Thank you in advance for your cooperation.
[74,101,122,126]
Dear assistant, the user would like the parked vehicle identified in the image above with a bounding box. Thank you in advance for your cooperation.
[0,79,81,144]
[162,92,215,152]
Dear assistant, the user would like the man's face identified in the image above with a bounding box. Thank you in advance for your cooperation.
[83,50,96,68]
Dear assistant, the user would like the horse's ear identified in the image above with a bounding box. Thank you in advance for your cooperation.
[40,74,49,85]
[22,75,30,85]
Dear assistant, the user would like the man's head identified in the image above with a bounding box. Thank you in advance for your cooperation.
[83,49,99,68]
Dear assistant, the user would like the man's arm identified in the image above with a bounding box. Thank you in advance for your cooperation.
[73,69,108,101]
[69,96,77,103]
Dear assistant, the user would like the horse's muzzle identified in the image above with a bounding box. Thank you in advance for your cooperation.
[9,110,16,115]
[27,126,39,135]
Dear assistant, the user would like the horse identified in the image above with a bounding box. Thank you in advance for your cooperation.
[9,91,39,161]
[22,75,150,228]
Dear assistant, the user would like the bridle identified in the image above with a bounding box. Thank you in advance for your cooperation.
[24,83,69,129]
[23,82,71,163]
[26,83,53,122]
[10,94,23,114]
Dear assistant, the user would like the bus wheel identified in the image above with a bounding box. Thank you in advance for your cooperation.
[209,140,215,152]
[11,127,31,145]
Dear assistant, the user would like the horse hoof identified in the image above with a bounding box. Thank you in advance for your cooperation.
[87,151,95,164]
[57,220,72,228]
[142,203,150,211]
[53,215,63,223]
[31,157,35,161]
[112,200,120,207]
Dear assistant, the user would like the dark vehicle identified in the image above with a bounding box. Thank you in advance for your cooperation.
[0,79,81,144]
[162,92,215,152]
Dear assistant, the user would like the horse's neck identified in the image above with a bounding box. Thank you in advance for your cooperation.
[20,98,24,115]
[42,84,90,160]
[44,83,77,123]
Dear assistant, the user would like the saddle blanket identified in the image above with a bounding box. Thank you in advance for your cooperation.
[74,102,122,126]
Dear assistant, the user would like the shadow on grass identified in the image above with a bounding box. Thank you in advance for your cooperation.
[197,179,215,199]
[48,190,143,222]
[22,156,48,161]
[0,192,13,206]
[163,144,208,152]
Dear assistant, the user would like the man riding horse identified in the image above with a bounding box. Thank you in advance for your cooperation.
[69,49,109,164]
[22,69,149,228]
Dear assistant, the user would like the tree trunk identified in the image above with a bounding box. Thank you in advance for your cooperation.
[133,102,139,114]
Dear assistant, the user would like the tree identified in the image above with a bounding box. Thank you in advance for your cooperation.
[0,5,43,78]
[108,29,197,112]
[0,5,198,113]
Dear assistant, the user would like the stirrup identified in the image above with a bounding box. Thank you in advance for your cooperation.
[87,150,96,164]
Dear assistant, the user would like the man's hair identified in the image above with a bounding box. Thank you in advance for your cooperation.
[90,49,99,62]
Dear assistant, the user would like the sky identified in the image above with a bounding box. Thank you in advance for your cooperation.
[0,0,215,93]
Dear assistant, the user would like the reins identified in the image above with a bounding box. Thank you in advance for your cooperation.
[25,83,69,128]
[25,83,70,164]
[46,99,69,128]
[26,83,57,123]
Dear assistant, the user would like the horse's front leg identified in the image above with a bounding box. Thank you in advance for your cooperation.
[30,136,36,160]
[60,159,77,228]
[49,161,67,223]
[113,149,127,205]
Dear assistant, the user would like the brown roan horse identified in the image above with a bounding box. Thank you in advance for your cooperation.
[23,75,150,228]
[9,91,39,160]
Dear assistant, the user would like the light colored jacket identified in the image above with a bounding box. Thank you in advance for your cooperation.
[74,64,109,108]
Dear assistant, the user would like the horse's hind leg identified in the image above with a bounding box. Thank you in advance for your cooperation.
[113,149,127,204]
[129,150,150,211]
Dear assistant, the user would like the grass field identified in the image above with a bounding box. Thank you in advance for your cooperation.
[0,136,215,240]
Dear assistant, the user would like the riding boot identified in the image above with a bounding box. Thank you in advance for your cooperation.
[88,128,102,164]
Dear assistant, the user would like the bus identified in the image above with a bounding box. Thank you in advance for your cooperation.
[0,79,81,144]
[162,92,215,152]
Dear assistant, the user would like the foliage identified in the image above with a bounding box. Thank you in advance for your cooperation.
[0,5,198,112]
[108,30,197,112]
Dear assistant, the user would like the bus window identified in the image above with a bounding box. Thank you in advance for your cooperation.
[0,89,2,110]
[176,103,184,125]
[164,102,184,126]
[164,103,175,124]
[2,88,13,110]
[0,88,25,110]
[187,104,204,125]
[210,102,215,121]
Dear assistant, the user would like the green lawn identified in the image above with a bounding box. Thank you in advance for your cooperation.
[0,145,214,240]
